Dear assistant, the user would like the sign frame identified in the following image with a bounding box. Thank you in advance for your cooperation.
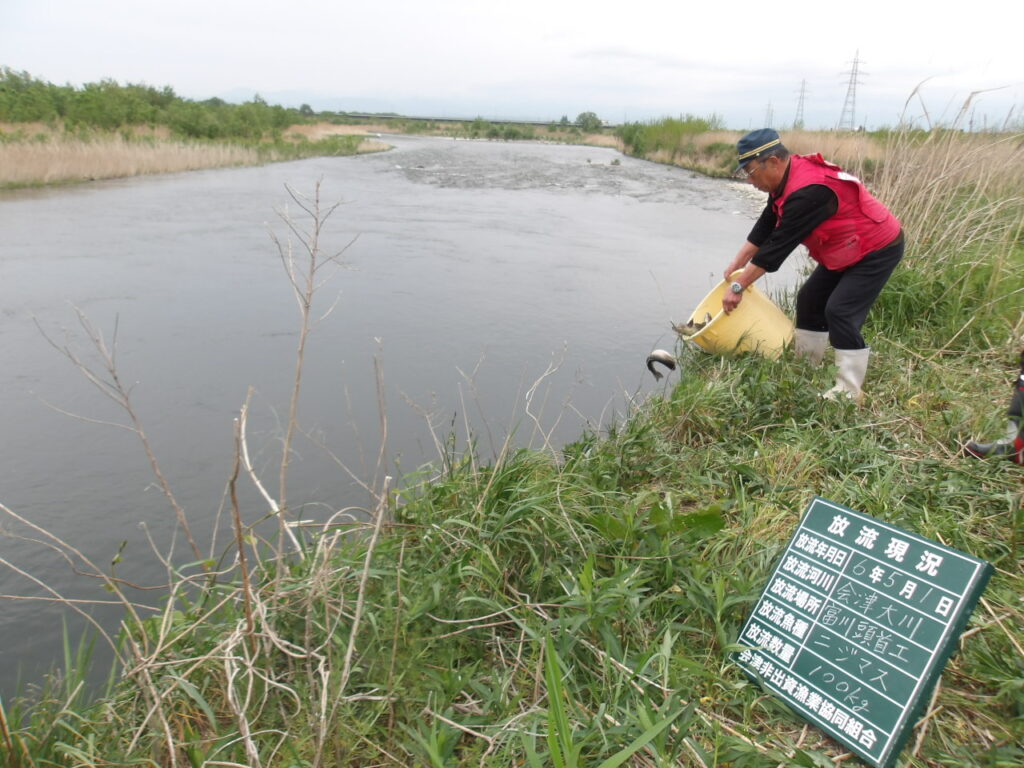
[733,496,993,768]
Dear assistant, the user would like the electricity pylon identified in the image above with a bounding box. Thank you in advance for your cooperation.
[794,79,807,129]
[838,51,864,131]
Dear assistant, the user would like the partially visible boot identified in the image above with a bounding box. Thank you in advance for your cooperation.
[964,353,1024,464]
[964,436,1016,459]
[794,329,829,365]
[965,420,1023,464]
[822,348,870,403]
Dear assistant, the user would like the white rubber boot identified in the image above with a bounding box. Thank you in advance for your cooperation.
[794,329,829,365]
[822,348,870,403]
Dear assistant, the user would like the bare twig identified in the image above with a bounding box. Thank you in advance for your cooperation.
[0,503,147,657]
[523,345,568,456]
[911,679,943,756]
[231,406,257,655]
[423,706,495,746]
[270,181,357,546]
[35,309,203,564]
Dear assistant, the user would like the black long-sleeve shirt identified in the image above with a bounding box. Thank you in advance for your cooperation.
[748,184,838,272]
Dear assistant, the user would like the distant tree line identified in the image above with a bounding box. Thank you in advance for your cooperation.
[0,68,617,143]
[0,68,309,141]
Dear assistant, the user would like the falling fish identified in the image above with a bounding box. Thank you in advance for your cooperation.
[673,312,713,337]
[646,349,677,381]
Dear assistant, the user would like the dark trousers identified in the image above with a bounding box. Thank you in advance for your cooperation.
[795,237,905,350]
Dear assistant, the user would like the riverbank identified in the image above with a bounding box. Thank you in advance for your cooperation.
[3,125,1022,766]
[614,120,1024,189]
[0,115,906,190]
[4,313,1021,766]
[0,122,394,188]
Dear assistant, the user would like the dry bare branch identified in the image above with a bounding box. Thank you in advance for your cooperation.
[34,308,204,564]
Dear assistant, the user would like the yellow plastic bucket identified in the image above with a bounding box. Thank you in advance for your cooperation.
[678,271,794,359]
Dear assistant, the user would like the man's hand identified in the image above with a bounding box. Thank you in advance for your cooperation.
[722,289,743,314]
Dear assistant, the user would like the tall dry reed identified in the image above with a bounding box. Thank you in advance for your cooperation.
[784,129,887,169]
[871,130,1024,266]
[0,135,261,185]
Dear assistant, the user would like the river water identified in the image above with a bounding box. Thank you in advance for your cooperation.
[0,135,796,696]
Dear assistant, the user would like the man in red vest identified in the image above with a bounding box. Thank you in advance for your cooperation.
[721,128,904,402]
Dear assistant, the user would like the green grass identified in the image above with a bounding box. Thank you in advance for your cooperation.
[5,320,1021,766]
[2,132,1023,767]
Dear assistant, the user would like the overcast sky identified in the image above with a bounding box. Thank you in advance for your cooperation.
[4,0,1021,130]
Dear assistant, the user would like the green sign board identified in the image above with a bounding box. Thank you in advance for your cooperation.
[734,497,992,768]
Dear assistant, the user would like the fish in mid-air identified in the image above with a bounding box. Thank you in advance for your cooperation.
[646,349,677,381]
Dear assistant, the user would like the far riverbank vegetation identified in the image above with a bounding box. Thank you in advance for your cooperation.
[3,68,1021,192]
[0,69,612,187]
[1,68,1022,767]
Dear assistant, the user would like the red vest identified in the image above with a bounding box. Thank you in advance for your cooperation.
[773,154,901,270]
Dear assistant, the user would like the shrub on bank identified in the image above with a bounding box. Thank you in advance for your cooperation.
[616,115,728,171]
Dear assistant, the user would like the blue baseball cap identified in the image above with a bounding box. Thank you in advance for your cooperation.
[736,128,785,171]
